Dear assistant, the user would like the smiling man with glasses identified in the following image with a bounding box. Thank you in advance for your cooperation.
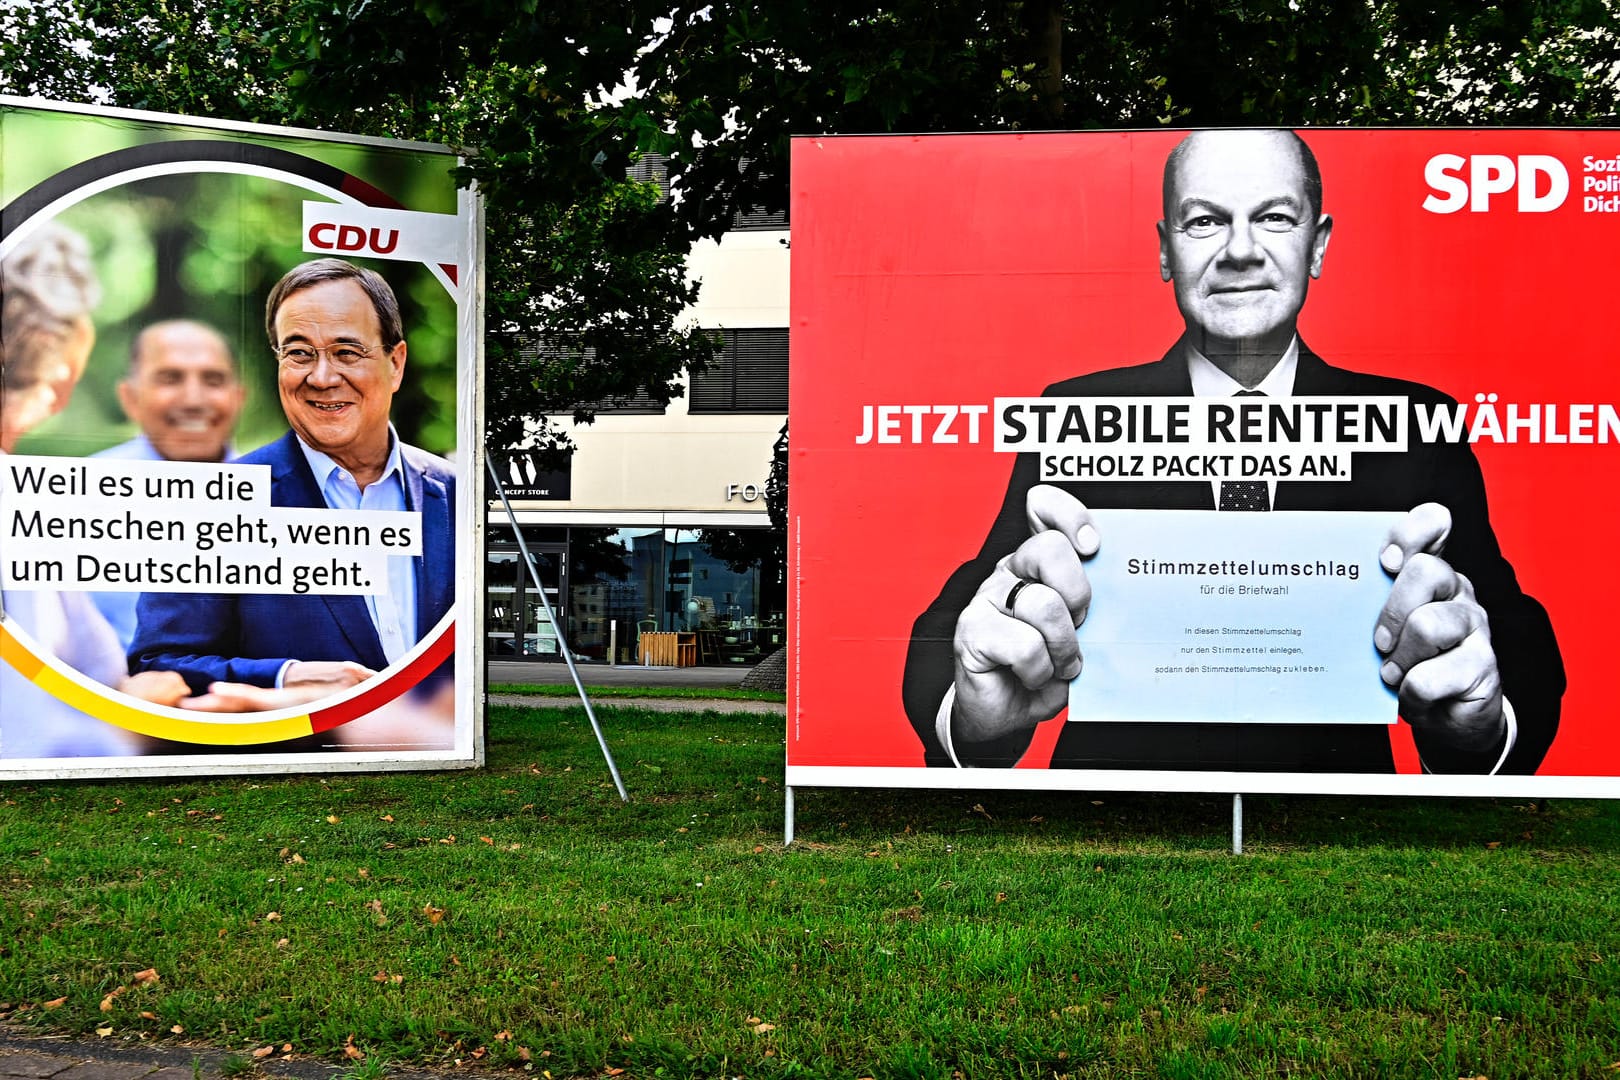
[129,258,457,722]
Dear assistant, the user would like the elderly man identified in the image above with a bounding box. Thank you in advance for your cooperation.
[90,320,245,648]
[902,129,1563,775]
[129,258,455,706]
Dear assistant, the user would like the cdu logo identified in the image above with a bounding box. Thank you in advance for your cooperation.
[306,222,401,255]
[301,202,463,268]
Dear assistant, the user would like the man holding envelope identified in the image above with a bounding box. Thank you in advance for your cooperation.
[902,129,1563,775]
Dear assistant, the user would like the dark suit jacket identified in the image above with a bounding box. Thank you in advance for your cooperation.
[130,431,456,694]
[902,344,1563,774]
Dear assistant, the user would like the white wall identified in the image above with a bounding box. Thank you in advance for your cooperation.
[503,228,790,526]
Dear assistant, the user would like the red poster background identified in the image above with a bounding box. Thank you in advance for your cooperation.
[788,130,1614,782]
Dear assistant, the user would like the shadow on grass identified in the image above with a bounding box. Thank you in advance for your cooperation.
[489,703,1617,856]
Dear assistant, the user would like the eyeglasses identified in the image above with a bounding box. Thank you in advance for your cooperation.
[274,342,384,370]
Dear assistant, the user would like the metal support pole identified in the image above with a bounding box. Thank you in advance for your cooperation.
[1232,793,1243,855]
[487,455,628,802]
[784,786,795,847]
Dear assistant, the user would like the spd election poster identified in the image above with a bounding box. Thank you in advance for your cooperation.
[788,129,1620,798]
[0,97,481,779]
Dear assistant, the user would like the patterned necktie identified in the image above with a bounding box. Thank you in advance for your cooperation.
[1219,390,1270,511]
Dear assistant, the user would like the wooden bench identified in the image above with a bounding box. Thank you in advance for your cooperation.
[638,631,698,666]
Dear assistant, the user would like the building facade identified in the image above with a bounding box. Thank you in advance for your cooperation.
[486,214,789,666]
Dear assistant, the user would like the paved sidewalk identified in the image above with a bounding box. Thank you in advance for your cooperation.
[0,1025,445,1080]
[487,658,761,689]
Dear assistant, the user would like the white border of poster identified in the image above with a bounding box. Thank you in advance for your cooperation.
[788,128,1620,799]
[0,96,483,779]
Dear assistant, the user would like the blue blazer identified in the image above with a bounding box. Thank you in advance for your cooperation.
[130,432,456,694]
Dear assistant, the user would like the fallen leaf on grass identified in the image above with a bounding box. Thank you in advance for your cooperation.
[380,815,394,823]
[495,1031,512,1043]
[139,1011,157,1020]
[131,969,159,985]
[479,836,493,845]
[1486,841,1502,849]
[753,845,765,854]
[100,986,125,1011]
[281,1044,292,1054]
[343,1035,364,1061]
[275,939,289,949]
[96,1026,113,1038]
[423,903,446,924]
[264,912,282,922]
[326,815,341,825]
[171,1024,184,1035]
[251,1046,275,1059]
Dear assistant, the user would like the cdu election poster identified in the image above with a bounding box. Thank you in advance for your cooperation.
[0,97,481,779]
[788,128,1620,798]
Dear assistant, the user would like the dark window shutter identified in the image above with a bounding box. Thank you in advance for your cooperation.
[690,328,787,413]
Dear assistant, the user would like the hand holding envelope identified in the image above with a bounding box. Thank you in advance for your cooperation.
[951,484,1099,749]
[948,485,1509,764]
[1375,502,1508,757]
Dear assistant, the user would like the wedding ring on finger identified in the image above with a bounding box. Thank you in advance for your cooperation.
[1005,577,1036,613]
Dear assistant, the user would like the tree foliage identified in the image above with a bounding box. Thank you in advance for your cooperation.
[621,0,1620,238]
[5,0,1617,449]
[1,0,715,452]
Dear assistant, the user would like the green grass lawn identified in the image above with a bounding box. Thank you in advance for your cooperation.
[3,704,1618,1079]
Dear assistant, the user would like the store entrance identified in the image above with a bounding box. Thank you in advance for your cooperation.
[485,543,567,660]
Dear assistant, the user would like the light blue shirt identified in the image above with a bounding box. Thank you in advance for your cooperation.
[89,436,237,651]
[289,430,418,678]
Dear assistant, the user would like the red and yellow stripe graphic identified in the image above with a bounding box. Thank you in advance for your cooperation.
[0,618,454,746]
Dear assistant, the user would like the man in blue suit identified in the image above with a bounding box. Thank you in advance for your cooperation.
[130,258,455,709]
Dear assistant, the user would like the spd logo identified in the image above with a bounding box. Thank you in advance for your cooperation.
[1422,154,1569,213]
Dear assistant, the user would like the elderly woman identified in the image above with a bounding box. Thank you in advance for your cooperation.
[1,223,186,759]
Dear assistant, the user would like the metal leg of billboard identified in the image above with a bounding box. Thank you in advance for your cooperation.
[784,786,795,846]
[486,456,629,802]
[1232,794,1243,855]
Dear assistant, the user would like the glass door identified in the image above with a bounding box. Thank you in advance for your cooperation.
[520,547,566,658]
[485,550,523,657]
